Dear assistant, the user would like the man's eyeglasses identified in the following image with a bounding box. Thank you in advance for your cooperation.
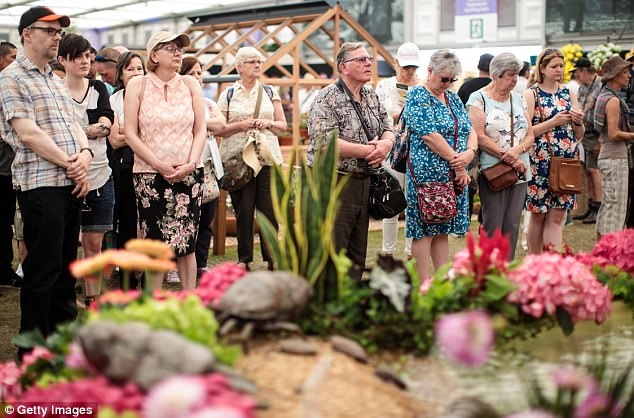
[95,55,117,64]
[29,26,64,37]
[344,56,374,64]
[159,44,186,56]
[440,76,458,83]
[243,59,263,65]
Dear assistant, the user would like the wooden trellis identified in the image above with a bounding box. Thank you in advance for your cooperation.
[185,0,394,146]
[185,0,394,255]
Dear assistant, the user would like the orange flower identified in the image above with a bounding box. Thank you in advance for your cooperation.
[94,289,142,307]
[108,249,175,272]
[70,252,114,279]
[125,239,174,260]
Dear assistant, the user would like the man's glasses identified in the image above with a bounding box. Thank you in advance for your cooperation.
[95,55,117,64]
[440,76,458,83]
[243,59,263,65]
[159,44,186,56]
[29,26,64,37]
[344,56,374,64]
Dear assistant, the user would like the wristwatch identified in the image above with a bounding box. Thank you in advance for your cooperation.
[80,147,94,158]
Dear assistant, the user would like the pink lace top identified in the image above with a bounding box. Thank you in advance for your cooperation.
[133,72,195,173]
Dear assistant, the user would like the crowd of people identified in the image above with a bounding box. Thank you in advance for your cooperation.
[306,43,634,283]
[1,5,634,358]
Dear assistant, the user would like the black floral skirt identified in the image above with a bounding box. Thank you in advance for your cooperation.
[133,169,202,257]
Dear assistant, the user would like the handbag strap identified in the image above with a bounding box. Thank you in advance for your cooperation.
[509,94,514,147]
[338,78,373,142]
[532,86,552,155]
[253,84,264,119]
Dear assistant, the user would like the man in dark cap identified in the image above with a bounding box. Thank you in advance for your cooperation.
[571,57,603,224]
[458,53,494,104]
[0,6,92,356]
[624,52,634,227]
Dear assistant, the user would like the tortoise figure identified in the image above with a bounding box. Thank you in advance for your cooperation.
[215,271,312,344]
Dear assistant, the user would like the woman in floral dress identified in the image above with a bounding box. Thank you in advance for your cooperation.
[522,48,584,253]
[403,49,478,281]
[124,31,207,289]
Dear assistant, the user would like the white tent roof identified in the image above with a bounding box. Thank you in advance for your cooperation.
[0,0,259,30]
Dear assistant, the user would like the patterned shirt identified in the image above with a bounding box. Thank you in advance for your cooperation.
[306,80,393,174]
[0,53,81,191]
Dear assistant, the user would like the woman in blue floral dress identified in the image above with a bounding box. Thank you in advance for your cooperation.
[522,48,584,253]
[403,49,478,281]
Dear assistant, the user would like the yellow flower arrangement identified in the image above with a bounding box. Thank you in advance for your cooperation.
[561,43,583,83]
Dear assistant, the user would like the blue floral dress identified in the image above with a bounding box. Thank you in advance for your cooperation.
[403,86,471,238]
[526,85,579,213]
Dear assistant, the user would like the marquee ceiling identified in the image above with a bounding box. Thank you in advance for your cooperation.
[0,0,260,30]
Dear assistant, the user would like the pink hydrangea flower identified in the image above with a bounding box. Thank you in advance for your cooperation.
[20,346,53,373]
[0,361,23,401]
[591,229,634,274]
[506,253,612,324]
[435,310,495,367]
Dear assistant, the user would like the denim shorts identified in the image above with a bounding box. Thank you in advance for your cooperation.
[80,176,115,233]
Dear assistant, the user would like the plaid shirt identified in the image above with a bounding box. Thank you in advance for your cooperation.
[306,81,393,174]
[0,53,80,191]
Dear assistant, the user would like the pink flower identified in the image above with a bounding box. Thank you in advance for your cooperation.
[65,342,97,374]
[419,278,433,295]
[0,361,23,401]
[592,229,634,274]
[574,393,614,418]
[506,253,612,324]
[189,407,248,418]
[20,346,53,372]
[552,366,597,392]
[143,376,206,418]
[435,310,495,367]
[505,411,557,418]
[196,262,248,306]
[446,228,511,295]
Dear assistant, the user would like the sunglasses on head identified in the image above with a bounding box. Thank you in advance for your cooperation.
[95,55,117,64]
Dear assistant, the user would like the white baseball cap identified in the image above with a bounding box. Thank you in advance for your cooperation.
[396,42,420,67]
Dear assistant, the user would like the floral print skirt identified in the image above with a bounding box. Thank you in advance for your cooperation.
[133,169,202,257]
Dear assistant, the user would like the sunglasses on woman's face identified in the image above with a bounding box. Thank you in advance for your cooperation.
[440,76,458,83]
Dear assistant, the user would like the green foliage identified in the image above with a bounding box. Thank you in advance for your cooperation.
[300,265,435,354]
[88,294,240,365]
[594,264,634,311]
[258,134,351,304]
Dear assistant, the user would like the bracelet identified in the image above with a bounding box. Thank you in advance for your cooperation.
[469,147,477,155]
[520,144,526,153]
[80,147,94,158]
[573,121,583,126]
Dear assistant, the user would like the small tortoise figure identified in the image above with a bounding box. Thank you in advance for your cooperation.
[214,271,312,344]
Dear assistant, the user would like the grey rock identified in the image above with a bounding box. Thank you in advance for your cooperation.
[277,338,318,355]
[331,335,368,363]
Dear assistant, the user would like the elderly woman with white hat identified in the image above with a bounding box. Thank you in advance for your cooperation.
[124,31,207,289]
[593,55,634,238]
[215,46,287,271]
